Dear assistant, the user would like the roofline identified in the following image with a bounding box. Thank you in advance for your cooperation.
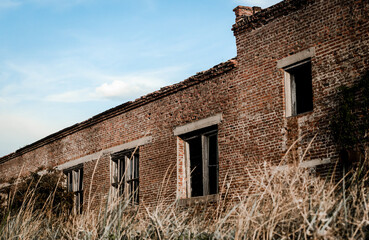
[232,0,314,35]
[0,58,237,164]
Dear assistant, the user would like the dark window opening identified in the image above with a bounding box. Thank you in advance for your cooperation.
[286,60,313,115]
[188,136,203,197]
[111,149,139,205]
[182,125,219,197]
[208,133,218,195]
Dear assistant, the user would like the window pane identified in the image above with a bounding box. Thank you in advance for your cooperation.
[209,166,218,195]
[119,159,125,184]
[188,136,203,197]
[208,134,218,166]
[68,172,73,192]
[134,180,139,204]
[78,169,83,191]
[73,171,78,192]
[134,155,139,179]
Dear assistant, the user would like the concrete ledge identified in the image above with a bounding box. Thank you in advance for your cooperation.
[277,47,315,69]
[57,136,152,170]
[273,158,332,172]
[299,158,331,168]
[173,113,223,136]
[177,194,219,207]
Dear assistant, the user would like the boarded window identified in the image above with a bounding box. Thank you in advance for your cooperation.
[65,165,83,214]
[111,149,139,205]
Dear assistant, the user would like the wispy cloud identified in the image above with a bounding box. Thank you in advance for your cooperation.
[0,0,21,9]
[234,0,281,8]
[1,44,188,104]
[45,66,185,102]
[45,89,96,102]
[0,112,58,154]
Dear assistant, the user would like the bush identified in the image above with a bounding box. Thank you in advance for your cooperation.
[331,72,369,153]
[0,169,74,220]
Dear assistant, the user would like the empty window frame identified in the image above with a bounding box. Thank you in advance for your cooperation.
[181,125,219,197]
[65,166,83,214]
[111,149,139,204]
[284,60,313,116]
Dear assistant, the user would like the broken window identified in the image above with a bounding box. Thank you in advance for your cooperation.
[65,165,83,214]
[284,60,313,116]
[111,149,139,205]
[181,125,218,197]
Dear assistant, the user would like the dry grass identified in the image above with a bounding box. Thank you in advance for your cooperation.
[1,157,369,239]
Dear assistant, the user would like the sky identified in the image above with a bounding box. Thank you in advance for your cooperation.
[0,0,281,157]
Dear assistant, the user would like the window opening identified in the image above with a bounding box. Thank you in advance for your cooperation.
[65,166,83,214]
[285,60,313,116]
[111,149,139,204]
[181,125,219,197]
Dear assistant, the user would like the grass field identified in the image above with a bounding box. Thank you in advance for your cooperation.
[1,156,369,239]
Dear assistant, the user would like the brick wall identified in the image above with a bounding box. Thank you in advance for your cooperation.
[0,0,368,206]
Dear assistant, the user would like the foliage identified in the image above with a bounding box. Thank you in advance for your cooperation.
[0,169,74,221]
[331,72,369,152]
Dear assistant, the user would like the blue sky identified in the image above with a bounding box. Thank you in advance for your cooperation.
[0,0,280,157]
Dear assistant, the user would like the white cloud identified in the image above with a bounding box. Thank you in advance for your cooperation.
[2,55,186,104]
[96,80,149,99]
[95,73,170,100]
[94,66,186,99]
[46,72,176,102]
[44,65,185,102]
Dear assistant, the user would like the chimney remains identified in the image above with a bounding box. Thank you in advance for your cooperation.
[233,6,262,22]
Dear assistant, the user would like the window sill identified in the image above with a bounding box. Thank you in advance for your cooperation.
[177,194,219,207]
[286,110,313,119]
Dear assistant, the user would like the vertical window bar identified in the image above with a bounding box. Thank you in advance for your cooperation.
[202,135,209,196]
[125,155,130,199]
[79,168,83,191]
[291,74,297,116]
[134,154,139,204]
[67,172,72,192]
[72,170,78,192]
[112,160,117,185]
[117,159,121,195]
[208,133,219,195]
[185,142,192,198]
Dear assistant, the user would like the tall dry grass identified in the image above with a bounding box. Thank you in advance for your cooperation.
[1,157,369,239]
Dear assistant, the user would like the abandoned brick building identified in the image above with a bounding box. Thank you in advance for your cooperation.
[1,0,369,210]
